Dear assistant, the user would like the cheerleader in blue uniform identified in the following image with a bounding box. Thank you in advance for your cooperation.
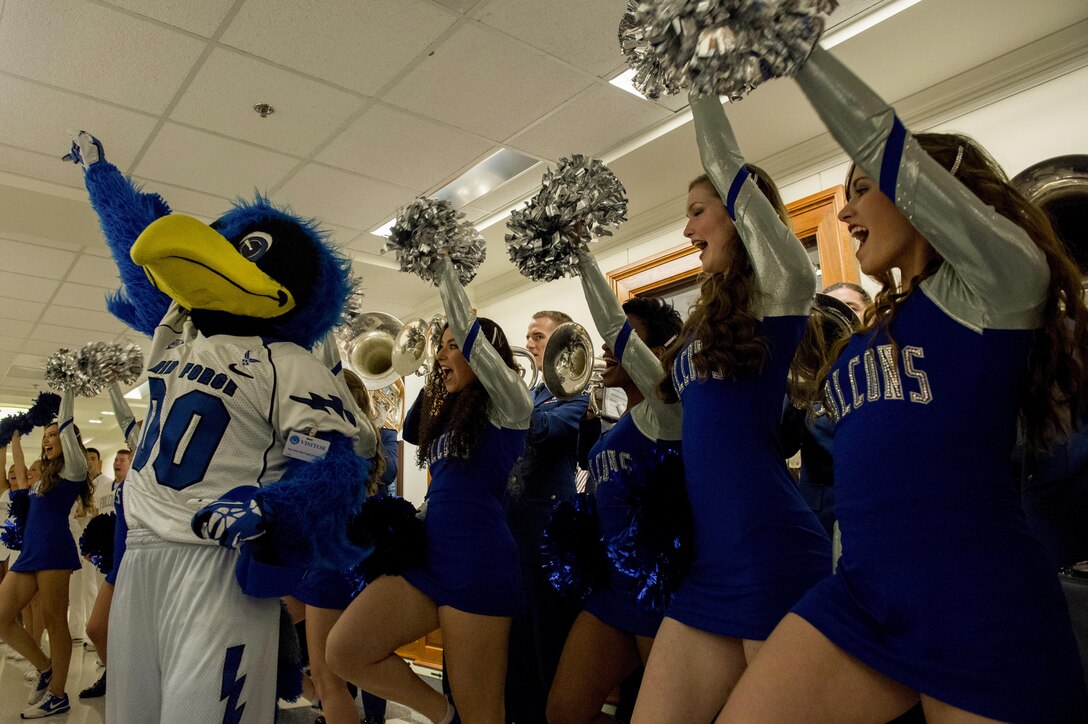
[0,390,91,718]
[328,256,533,724]
[547,252,684,724]
[723,46,1088,724]
[633,95,831,722]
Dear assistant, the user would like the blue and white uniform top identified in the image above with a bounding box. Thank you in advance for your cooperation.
[663,94,831,640]
[122,304,365,546]
[789,46,1086,721]
[400,257,533,616]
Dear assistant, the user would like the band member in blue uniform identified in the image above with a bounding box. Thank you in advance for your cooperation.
[0,390,91,718]
[547,252,684,723]
[505,310,590,724]
[723,45,1088,723]
[633,95,831,722]
[328,256,533,724]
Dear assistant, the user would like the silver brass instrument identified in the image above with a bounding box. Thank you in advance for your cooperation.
[392,314,446,377]
[346,311,403,389]
[512,346,540,389]
[542,322,605,409]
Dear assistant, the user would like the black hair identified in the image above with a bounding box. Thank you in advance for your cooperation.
[621,297,683,348]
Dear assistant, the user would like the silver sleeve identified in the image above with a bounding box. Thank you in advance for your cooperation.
[690,92,816,318]
[578,251,681,432]
[108,383,140,449]
[436,257,532,430]
[59,389,88,481]
[795,46,1047,328]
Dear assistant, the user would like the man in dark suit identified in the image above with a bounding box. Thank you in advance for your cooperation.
[504,310,590,724]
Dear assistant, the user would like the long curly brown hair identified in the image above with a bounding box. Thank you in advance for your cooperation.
[820,132,1087,450]
[659,167,791,402]
[415,318,518,467]
[39,422,94,511]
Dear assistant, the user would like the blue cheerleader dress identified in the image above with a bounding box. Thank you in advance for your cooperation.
[789,46,1087,721]
[399,257,533,617]
[10,477,84,573]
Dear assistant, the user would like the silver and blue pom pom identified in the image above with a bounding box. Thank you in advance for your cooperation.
[1,489,30,551]
[606,445,692,612]
[625,0,839,100]
[381,197,486,286]
[506,155,628,283]
[44,343,143,396]
[540,492,609,601]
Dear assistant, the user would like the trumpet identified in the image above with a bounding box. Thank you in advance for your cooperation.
[542,322,606,412]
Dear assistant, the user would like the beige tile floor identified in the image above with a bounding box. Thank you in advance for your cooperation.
[0,641,432,723]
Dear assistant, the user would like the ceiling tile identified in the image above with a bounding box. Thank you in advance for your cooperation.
[68,254,123,289]
[0,297,45,322]
[12,353,47,370]
[101,0,237,37]
[0,0,207,114]
[40,305,128,334]
[0,76,157,170]
[133,123,300,199]
[33,323,117,346]
[275,163,417,232]
[476,0,628,77]
[129,176,231,220]
[171,48,367,157]
[317,104,495,193]
[220,0,457,95]
[0,319,35,339]
[0,238,77,279]
[20,338,75,357]
[322,223,366,248]
[0,145,85,190]
[0,272,61,303]
[509,83,671,162]
[50,282,114,311]
[0,184,105,251]
[384,22,593,141]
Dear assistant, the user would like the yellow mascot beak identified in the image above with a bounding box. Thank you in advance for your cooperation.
[131,215,295,318]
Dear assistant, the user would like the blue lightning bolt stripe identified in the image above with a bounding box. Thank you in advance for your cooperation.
[288,392,357,426]
[221,645,246,724]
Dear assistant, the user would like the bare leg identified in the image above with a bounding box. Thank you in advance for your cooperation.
[327,576,446,723]
[719,613,918,723]
[547,611,642,724]
[29,596,45,648]
[307,606,357,724]
[86,582,113,666]
[920,695,1005,724]
[632,617,748,724]
[0,571,48,669]
[439,605,510,724]
[37,569,73,696]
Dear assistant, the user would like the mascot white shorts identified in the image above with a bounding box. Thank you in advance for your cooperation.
[107,528,279,724]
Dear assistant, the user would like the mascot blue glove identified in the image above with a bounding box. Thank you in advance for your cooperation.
[192,486,268,549]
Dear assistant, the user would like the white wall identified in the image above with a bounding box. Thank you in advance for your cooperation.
[395,64,1088,507]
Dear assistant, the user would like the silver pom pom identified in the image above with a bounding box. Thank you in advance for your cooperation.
[618,1,684,100]
[107,343,145,386]
[336,274,367,349]
[628,0,838,100]
[381,198,486,286]
[505,155,628,283]
[44,346,102,397]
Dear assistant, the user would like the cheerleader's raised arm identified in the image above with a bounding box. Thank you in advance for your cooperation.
[58,389,87,482]
[577,251,681,440]
[689,93,816,318]
[107,383,140,450]
[436,255,533,429]
[795,46,1047,328]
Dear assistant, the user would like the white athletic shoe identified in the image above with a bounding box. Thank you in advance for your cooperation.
[27,668,52,705]
[25,669,38,681]
[21,693,70,719]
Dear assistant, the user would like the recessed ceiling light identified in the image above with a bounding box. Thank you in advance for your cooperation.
[821,0,923,49]
[100,411,115,416]
[609,68,645,99]
[87,419,102,424]
[370,217,396,239]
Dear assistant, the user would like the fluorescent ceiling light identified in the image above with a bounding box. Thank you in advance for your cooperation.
[100,410,115,415]
[821,0,923,49]
[0,406,28,417]
[370,217,396,238]
[87,418,102,424]
[124,382,147,400]
[610,68,644,99]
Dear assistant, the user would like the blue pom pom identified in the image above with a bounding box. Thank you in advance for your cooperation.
[79,512,117,575]
[1,489,31,551]
[540,492,609,601]
[606,445,692,612]
[27,392,60,427]
[347,495,426,584]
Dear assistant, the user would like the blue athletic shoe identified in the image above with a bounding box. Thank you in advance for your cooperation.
[21,692,70,718]
[26,668,52,705]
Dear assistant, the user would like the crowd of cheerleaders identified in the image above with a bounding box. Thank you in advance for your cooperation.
[2,38,1087,724]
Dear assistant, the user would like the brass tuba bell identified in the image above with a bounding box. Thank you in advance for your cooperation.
[541,322,604,402]
[346,311,403,389]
